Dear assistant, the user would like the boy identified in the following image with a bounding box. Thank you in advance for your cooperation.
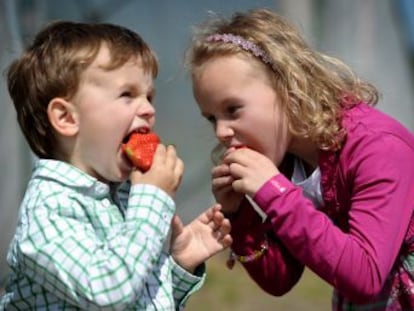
[0,21,231,310]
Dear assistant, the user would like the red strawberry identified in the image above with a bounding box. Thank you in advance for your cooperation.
[122,132,160,172]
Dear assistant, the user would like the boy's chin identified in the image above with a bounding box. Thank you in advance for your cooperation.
[116,167,132,182]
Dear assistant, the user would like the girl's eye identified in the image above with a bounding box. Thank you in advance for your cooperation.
[207,116,216,125]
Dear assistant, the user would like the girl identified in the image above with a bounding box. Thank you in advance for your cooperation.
[186,8,414,310]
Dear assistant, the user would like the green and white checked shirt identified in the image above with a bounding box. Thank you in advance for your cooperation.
[0,159,205,310]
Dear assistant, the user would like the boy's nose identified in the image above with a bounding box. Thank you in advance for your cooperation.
[136,100,155,118]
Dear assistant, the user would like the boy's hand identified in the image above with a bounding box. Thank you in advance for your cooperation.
[130,144,184,197]
[170,204,232,273]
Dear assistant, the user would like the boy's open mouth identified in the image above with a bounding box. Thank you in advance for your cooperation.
[122,133,133,144]
[122,128,150,144]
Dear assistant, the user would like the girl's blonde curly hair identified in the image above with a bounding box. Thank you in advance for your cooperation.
[186,8,379,160]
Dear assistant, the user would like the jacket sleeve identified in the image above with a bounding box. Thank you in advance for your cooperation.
[253,133,414,303]
[230,197,305,296]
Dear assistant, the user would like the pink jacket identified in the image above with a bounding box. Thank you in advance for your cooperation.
[230,103,414,308]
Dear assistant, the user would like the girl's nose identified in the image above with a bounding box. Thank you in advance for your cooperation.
[215,120,234,144]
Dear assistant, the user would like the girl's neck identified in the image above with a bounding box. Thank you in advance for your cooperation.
[289,136,319,169]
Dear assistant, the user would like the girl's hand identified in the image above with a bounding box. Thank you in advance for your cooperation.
[130,144,184,197]
[170,204,232,273]
[211,163,245,215]
[223,147,279,197]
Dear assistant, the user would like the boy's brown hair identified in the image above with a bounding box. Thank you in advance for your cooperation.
[7,20,158,159]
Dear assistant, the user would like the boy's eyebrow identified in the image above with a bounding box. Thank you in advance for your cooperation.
[119,81,156,95]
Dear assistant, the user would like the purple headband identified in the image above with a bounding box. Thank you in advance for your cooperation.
[205,33,272,66]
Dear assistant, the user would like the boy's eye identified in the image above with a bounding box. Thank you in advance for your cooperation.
[226,105,241,118]
[227,105,239,114]
[120,91,132,97]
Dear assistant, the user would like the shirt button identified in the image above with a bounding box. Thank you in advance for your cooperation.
[94,184,108,196]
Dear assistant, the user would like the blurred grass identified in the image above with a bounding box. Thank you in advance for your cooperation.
[0,253,331,310]
[186,252,331,311]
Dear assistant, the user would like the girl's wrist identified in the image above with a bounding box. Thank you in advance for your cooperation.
[226,234,269,269]
[222,199,247,220]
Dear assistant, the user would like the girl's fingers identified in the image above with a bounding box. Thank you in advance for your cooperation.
[212,175,234,189]
[211,164,231,178]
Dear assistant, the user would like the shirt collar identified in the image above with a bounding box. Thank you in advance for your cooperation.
[33,159,113,199]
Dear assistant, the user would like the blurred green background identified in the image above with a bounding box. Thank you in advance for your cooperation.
[186,252,331,311]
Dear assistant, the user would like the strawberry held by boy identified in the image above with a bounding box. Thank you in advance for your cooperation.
[122,131,160,172]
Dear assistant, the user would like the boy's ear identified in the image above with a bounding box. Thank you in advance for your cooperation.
[47,97,79,137]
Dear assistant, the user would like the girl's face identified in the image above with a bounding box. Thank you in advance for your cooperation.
[193,55,291,166]
[69,45,156,183]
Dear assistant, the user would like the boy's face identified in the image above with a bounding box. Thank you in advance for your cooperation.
[70,45,156,183]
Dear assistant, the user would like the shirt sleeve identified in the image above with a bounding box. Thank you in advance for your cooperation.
[252,133,414,303]
[170,257,206,310]
[15,183,175,310]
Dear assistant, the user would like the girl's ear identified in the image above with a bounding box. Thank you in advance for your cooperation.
[47,97,79,137]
